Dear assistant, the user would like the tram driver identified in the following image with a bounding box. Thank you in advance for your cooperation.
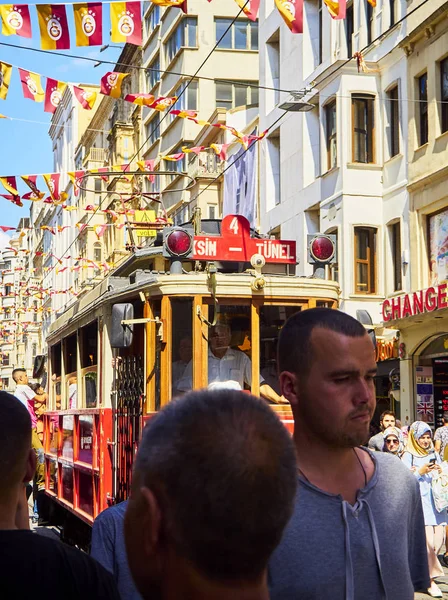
[177,323,287,404]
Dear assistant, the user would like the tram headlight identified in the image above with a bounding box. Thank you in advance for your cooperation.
[163,227,194,258]
[307,234,337,264]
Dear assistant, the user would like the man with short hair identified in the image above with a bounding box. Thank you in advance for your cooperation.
[125,389,298,600]
[0,391,120,598]
[13,368,46,496]
[178,323,286,403]
[269,308,429,599]
[368,410,396,451]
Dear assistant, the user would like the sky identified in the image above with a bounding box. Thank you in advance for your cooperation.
[0,0,124,228]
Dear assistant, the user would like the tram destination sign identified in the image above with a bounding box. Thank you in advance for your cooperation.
[192,215,296,264]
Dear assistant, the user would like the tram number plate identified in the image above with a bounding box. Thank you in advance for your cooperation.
[192,215,296,264]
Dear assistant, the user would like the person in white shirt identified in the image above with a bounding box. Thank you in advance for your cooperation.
[177,324,286,404]
[13,368,47,494]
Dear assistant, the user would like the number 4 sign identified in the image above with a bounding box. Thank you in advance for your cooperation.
[192,214,296,264]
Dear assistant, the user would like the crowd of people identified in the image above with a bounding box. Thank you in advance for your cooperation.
[4,308,448,599]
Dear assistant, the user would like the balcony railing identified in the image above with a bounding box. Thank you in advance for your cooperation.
[188,150,224,180]
[84,148,107,164]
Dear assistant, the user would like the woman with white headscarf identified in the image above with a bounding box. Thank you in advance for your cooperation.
[382,426,405,457]
[401,421,447,598]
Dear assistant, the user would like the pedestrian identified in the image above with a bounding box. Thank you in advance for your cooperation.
[368,410,396,451]
[91,500,142,600]
[0,391,120,599]
[434,413,448,460]
[401,421,447,598]
[382,425,405,457]
[13,368,46,522]
[269,308,429,600]
[124,389,298,600]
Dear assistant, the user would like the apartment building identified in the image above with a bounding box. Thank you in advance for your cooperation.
[382,2,448,429]
[258,0,444,423]
[141,0,259,221]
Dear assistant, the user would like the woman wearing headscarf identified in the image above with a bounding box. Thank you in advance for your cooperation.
[382,426,405,457]
[401,421,447,598]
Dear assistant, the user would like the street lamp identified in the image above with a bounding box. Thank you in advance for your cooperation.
[279,98,314,112]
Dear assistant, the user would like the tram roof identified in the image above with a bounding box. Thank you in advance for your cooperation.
[47,268,340,342]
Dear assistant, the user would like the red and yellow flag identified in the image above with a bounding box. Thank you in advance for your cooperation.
[110,1,142,45]
[0,62,12,100]
[234,0,260,21]
[150,96,177,111]
[275,0,303,33]
[73,85,97,109]
[0,176,18,195]
[67,170,85,196]
[44,78,67,114]
[21,175,45,199]
[0,4,32,37]
[100,71,128,99]
[36,4,70,50]
[43,173,67,203]
[137,159,156,183]
[18,68,44,102]
[323,0,346,18]
[124,93,155,106]
[73,2,102,46]
[367,0,376,6]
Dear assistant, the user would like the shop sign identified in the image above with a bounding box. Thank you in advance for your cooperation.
[375,339,398,362]
[382,283,448,322]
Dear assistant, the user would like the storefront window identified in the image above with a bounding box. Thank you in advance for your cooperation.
[428,208,448,285]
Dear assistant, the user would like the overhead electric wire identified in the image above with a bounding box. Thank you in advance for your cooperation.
[0,38,292,94]
[40,2,252,283]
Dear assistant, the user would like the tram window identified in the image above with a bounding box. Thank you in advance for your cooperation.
[61,465,74,505]
[50,343,62,411]
[81,322,98,368]
[81,322,98,408]
[171,299,193,398]
[64,334,77,374]
[78,471,94,516]
[259,305,303,395]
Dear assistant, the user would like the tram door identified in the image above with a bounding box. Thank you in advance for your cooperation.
[115,302,145,503]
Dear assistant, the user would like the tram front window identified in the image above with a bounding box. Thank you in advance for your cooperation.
[171,299,193,398]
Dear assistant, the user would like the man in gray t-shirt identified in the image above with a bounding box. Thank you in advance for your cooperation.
[272,309,429,599]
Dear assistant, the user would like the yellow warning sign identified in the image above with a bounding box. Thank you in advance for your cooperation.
[135,210,157,237]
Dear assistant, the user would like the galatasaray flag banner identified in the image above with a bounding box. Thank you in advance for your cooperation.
[0,176,19,195]
[234,0,260,21]
[323,0,346,19]
[36,4,70,50]
[275,0,303,33]
[110,1,142,46]
[18,68,44,102]
[124,93,155,106]
[73,85,97,109]
[0,61,12,100]
[44,78,67,114]
[150,96,177,111]
[43,173,66,202]
[100,71,128,99]
[73,2,102,46]
[21,175,45,199]
[0,4,32,37]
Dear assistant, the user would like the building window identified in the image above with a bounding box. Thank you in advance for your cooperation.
[93,243,102,275]
[145,5,160,37]
[165,145,186,175]
[389,0,396,26]
[325,100,337,170]
[387,85,399,157]
[169,80,198,123]
[94,177,102,205]
[266,32,280,110]
[326,229,339,283]
[267,132,281,207]
[146,55,160,92]
[318,0,323,65]
[418,72,428,146]
[390,221,402,291]
[145,113,160,147]
[345,3,353,58]
[32,343,37,359]
[208,205,216,219]
[440,58,448,134]
[354,227,376,294]
[352,94,375,163]
[215,19,258,50]
[215,81,259,109]
[165,17,197,65]
[428,208,448,285]
[366,1,373,45]
[2,353,9,366]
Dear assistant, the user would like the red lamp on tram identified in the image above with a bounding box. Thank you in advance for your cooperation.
[163,226,194,273]
[307,234,337,278]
